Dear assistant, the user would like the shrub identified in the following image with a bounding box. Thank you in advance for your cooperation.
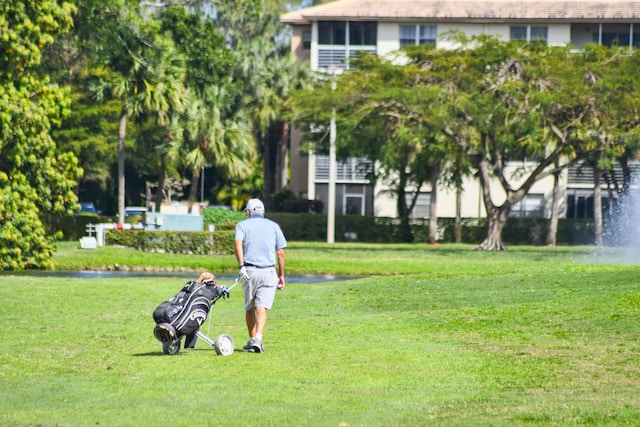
[105,230,235,254]
[202,207,244,225]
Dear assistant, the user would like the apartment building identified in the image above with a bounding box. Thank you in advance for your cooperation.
[281,0,640,219]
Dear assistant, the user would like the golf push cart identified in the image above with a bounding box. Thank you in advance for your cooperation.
[152,273,237,356]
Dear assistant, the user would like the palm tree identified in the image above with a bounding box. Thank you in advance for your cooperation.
[144,38,186,213]
[217,1,312,203]
[172,85,256,212]
[92,33,185,223]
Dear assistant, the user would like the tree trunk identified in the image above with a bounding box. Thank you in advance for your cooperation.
[395,175,414,243]
[187,168,200,214]
[454,183,462,243]
[154,154,166,213]
[263,121,289,203]
[593,156,603,247]
[118,109,127,225]
[428,164,439,244]
[546,168,561,247]
[476,206,509,251]
[263,130,273,203]
[276,121,289,192]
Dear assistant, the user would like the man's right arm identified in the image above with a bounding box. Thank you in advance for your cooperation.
[234,239,244,268]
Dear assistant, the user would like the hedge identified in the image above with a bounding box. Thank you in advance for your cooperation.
[46,211,602,253]
[105,229,235,254]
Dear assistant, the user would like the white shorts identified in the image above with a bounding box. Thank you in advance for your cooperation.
[242,266,277,311]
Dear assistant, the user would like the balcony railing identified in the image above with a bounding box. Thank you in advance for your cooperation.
[315,155,372,183]
[317,45,377,70]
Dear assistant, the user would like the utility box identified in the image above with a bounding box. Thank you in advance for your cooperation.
[144,213,203,232]
[79,236,98,249]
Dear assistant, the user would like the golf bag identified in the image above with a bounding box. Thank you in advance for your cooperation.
[153,276,235,356]
[153,279,222,337]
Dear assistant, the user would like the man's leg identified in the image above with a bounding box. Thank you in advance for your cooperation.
[184,332,198,349]
[245,309,257,338]
[250,306,268,353]
[255,306,268,336]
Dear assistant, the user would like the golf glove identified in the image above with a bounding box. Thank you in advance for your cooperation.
[216,285,231,299]
[238,265,249,281]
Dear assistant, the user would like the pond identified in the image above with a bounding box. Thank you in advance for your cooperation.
[2,270,353,284]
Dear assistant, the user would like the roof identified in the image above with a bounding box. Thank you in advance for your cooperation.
[281,0,640,24]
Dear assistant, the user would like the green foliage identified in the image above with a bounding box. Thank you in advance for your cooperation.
[52,83,121,210]
[292,36,640,249]
[105,229,235,254]
[269,188,323,213]
[43,213,114,241]
[202,207,245,228]
[216,0,313,198]
[216,168,265,210]
[0,0,81,269]
[158,6,238,93]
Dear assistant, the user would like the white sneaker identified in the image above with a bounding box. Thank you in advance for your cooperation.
[251,338,264,353]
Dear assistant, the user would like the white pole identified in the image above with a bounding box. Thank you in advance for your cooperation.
[327,72,337,244]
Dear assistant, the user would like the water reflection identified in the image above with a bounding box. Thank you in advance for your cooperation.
[4,270,353,284]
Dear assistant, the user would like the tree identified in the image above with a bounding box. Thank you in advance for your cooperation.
[589,46,640,246]
[428,36,614,250]
[0,1,81,269]
[157,5,248,210]
[292,54,447,242]
[51,84,121,209]
[90,18,186,223]
[299,33,640,250]
[216,0,313,204]
[42,0,143,215]
[546,162,562,246]
[173,85,256,212]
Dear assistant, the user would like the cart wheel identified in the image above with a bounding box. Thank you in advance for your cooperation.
[214,334,234,356]
[163,340,181,355]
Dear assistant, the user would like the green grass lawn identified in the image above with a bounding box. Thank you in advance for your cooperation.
[0,243,639,426]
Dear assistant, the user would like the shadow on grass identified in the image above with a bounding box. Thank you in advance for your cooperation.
[131,351,168,357]
[132,349,249,357]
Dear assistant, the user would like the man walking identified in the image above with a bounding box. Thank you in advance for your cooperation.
[234,198,287,353]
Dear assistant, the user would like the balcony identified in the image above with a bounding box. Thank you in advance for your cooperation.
[315,155,372,183]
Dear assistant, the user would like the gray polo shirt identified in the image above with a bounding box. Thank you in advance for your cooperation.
[235,215,287,268]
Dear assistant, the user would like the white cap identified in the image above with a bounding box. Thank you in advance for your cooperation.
[245,198,265,213]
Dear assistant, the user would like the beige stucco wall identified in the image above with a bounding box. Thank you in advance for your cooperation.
[374,162,562,218]
[377,22,573,59]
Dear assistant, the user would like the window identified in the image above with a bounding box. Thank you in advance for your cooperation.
[318,21,346,45]
[419,25,437,45]
[530,26,548,41]
[509,194,545,218]
[599,32,632,47]
[344,184,367,216]
[510,26,527,41]
[303,30,311,50]
[567,193,594,219]
[345,195,364,215]
[400,25,436,46]
[318,21,377,46]
[317,21,377,69]
[349,22,377,45]
[510,26,548,42]
[406,192,431,218]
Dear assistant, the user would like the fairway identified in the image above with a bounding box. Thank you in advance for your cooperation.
[1,244,639,426]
